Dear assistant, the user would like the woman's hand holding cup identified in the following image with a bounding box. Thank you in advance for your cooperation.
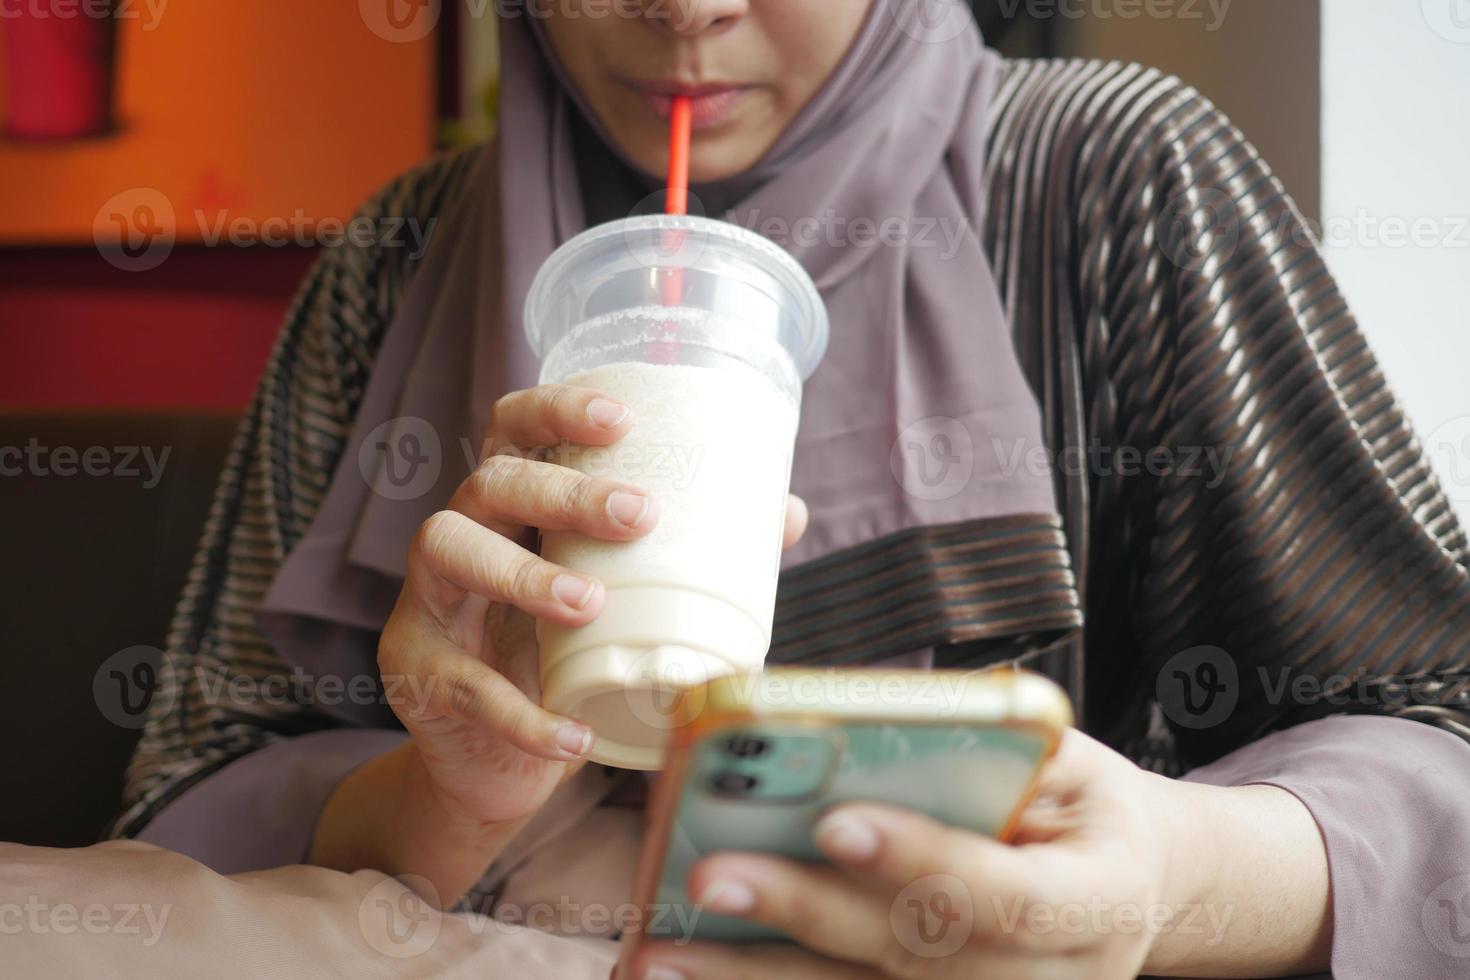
[378,382,807,828]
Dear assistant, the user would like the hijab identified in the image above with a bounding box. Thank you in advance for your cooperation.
[258,0,1071,723]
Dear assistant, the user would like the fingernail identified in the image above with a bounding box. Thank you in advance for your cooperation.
[697,878,756,915]
[607,491,651,529]
[552,574,597,610]
[556,723,593,758]
[588,398,630,428]
[641,966,687,980]
[814,811,881,864]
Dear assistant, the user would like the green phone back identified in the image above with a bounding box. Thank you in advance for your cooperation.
[645,720,1047,944]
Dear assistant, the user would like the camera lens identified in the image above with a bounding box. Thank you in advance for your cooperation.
[723,734,770,759]
[708,771,760,795]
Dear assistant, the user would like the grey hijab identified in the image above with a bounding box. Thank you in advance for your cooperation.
[258,0,1063,715]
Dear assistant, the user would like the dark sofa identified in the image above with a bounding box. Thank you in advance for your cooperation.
[1,411,237,847]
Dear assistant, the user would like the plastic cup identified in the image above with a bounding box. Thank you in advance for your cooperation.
[523,214,829,769]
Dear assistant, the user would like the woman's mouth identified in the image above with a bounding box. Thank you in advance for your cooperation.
[627,81,748,130]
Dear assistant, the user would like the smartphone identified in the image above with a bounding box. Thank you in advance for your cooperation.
[616,666,1073,968]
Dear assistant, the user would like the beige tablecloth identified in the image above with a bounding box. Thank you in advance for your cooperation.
[0,839,619,979]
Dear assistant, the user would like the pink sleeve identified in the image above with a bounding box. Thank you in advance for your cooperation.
[1185,715,1470,979]
[135,728,408,873]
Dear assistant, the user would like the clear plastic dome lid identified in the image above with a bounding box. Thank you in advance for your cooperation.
[524,214,830,383]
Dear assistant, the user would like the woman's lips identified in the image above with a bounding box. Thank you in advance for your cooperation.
[631,84,746,130]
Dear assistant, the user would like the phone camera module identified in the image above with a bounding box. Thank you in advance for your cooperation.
[708,771,760,796]
[722,734,770,759]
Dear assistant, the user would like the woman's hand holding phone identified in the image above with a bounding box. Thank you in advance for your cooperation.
[627,727,1330,979]
[625,729,1165,979]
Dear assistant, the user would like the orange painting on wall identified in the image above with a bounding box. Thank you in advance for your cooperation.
[0,1,434,245]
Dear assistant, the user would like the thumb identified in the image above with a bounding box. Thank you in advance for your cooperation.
[781,494,809,550]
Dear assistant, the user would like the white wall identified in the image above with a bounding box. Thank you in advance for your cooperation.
[1321,1,1470,522]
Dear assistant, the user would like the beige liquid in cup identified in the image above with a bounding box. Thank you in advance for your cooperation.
[538,359,799,758]
[525,215,828,769]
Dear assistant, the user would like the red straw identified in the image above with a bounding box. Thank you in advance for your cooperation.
[666,96,692,216]
[654,96,693,363]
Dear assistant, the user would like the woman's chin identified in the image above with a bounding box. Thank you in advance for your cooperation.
[686,143,766,186]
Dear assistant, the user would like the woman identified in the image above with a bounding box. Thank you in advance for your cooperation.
[116,0,1470,977]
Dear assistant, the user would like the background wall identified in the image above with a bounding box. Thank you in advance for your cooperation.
[1054,0,1321,219]
[1320,0,1470,523]
[0,247,312,409]
[0,7,435,410]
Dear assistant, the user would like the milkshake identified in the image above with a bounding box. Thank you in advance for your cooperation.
[543,359,798,619]
[524,216,828,769]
